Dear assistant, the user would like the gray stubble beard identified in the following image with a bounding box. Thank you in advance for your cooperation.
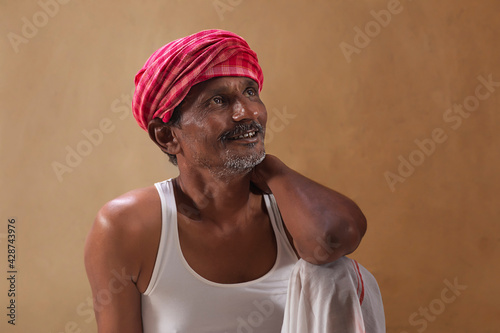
[211,144,266,181]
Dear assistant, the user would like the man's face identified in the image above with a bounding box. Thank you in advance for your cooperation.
[172,76,267,177]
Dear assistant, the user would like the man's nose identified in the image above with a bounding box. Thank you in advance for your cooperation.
[231,99,258,122]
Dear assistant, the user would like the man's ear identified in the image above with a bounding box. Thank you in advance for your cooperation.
[147,118,181,155]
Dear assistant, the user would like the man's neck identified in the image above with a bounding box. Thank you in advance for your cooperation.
[173,167,261,227]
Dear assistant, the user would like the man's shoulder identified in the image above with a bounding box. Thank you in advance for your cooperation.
[85,185,162,289]
[94,185,161,237]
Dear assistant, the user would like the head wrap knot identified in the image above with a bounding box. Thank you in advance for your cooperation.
[132,29,264,131]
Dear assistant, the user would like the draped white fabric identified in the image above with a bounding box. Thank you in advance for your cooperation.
[281,258,386,333]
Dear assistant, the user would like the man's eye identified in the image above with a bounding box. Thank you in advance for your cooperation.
[213,97,223,104]
[246,88,256,96]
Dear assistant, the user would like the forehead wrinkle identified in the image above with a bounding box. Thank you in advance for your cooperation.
[198,77,259,97]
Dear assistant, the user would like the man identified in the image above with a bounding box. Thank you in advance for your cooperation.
[85,30,385,332]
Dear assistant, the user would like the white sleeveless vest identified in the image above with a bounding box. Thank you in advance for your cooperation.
[141,179,298,333]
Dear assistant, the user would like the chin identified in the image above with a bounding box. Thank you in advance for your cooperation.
[223,149,265,172]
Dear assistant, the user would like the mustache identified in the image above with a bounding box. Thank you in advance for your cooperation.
[220,121,264,141]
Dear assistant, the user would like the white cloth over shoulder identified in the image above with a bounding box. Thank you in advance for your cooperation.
[281,257,385,333]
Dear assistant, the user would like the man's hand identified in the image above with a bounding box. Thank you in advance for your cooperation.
[250,154,283,194]
[251,154,367,264]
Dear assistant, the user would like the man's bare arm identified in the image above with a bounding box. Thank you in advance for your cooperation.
[84,197,146,333]
[252,154,367,265]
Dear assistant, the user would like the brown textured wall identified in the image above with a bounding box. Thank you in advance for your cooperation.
[1,0,499,332]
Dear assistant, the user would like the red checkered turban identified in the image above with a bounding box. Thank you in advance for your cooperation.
[132,29,264,131]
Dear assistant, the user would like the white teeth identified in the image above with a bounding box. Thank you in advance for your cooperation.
[232,131,256,140]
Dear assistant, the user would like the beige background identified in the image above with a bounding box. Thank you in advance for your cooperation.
[1,0,499,332]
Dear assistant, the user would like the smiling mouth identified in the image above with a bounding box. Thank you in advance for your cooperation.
[227,131,258,140]
[221,122,264,142]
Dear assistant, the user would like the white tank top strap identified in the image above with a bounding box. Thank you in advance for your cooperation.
[263,193,298,262]
[143,179,177,295]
